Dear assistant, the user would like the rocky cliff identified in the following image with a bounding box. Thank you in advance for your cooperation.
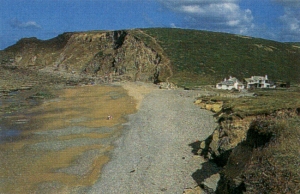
[2,28,300,87]
[1,30,170,83]
[195,96,300,193]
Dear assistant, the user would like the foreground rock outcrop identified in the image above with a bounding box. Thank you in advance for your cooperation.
[195,98,300,193]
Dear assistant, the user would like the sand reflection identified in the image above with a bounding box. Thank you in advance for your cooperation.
[0,85,136,193]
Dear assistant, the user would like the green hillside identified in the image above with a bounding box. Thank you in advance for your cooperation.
[136,28,300,87]
[1,28,300,87]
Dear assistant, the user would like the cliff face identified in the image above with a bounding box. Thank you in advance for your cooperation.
[196,98,300,194]
[2,28,300,87]
[1,30,168,83]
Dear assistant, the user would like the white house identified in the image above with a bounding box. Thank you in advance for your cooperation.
[244,75,275,89]
[216,76,245,90]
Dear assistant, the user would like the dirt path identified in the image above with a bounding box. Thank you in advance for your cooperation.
[88,85,217,193]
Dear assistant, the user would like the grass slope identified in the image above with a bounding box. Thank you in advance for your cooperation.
[139,28,300,87]
[208,88,300,193]
[2,28,300,87]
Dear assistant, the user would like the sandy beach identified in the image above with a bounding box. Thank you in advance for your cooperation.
[0,82,218,194]
[87,82,217,193]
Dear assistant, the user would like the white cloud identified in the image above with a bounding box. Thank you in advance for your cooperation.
[279,7,300,41]
[10,19,42,29]
[170,23,178,28]
[157,0,254,35]
[272,1,300,41]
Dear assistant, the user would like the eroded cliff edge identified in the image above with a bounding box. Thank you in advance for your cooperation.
[0,30,171,84]
[193,91,300,194]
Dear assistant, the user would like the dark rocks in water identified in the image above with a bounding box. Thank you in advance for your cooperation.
[28,92,54,99]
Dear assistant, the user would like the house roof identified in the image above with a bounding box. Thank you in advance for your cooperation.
[217,76,243,86]
[244,76,267,82]
[244,78,252,82]
[253,76,266,80]
[219,80,234,86]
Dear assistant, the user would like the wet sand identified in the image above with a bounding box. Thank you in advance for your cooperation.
[88,83,217,193]
[1,82,218,193]
[0,85,136,193]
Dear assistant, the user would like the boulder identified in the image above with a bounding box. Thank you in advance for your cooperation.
[194,99,202,104]
[183,186,206,194]
[205,102,223,113]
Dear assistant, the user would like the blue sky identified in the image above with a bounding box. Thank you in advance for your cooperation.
[1,0,300,49]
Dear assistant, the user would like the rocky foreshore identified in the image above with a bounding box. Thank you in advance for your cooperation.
[194,95,300,193]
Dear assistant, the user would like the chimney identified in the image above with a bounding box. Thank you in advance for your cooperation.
[265,75,268,80]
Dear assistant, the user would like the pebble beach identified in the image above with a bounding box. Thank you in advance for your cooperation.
[88,83,218,193]
[0,82,218,193]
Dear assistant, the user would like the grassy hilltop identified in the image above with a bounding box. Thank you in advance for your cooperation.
[1,28,300,87]
[133,28,300,86]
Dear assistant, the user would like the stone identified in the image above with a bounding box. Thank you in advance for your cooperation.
[194,99,202,104]
[202,173,221,192]
[205,102,223,113]
[209,130,221,156]
[183,186,206,194]
[159,82,177,89]
[197,103,206,109]
[200,141,206,149]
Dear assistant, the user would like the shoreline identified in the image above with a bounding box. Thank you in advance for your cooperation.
[88,84,218,193]
[1,81,220,193]
[0,84,137,193]
[115,81,160,109]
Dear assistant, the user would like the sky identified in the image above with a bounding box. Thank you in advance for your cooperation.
[0,0,300,49]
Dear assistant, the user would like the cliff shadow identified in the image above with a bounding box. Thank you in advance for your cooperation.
[192,161,221,186]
